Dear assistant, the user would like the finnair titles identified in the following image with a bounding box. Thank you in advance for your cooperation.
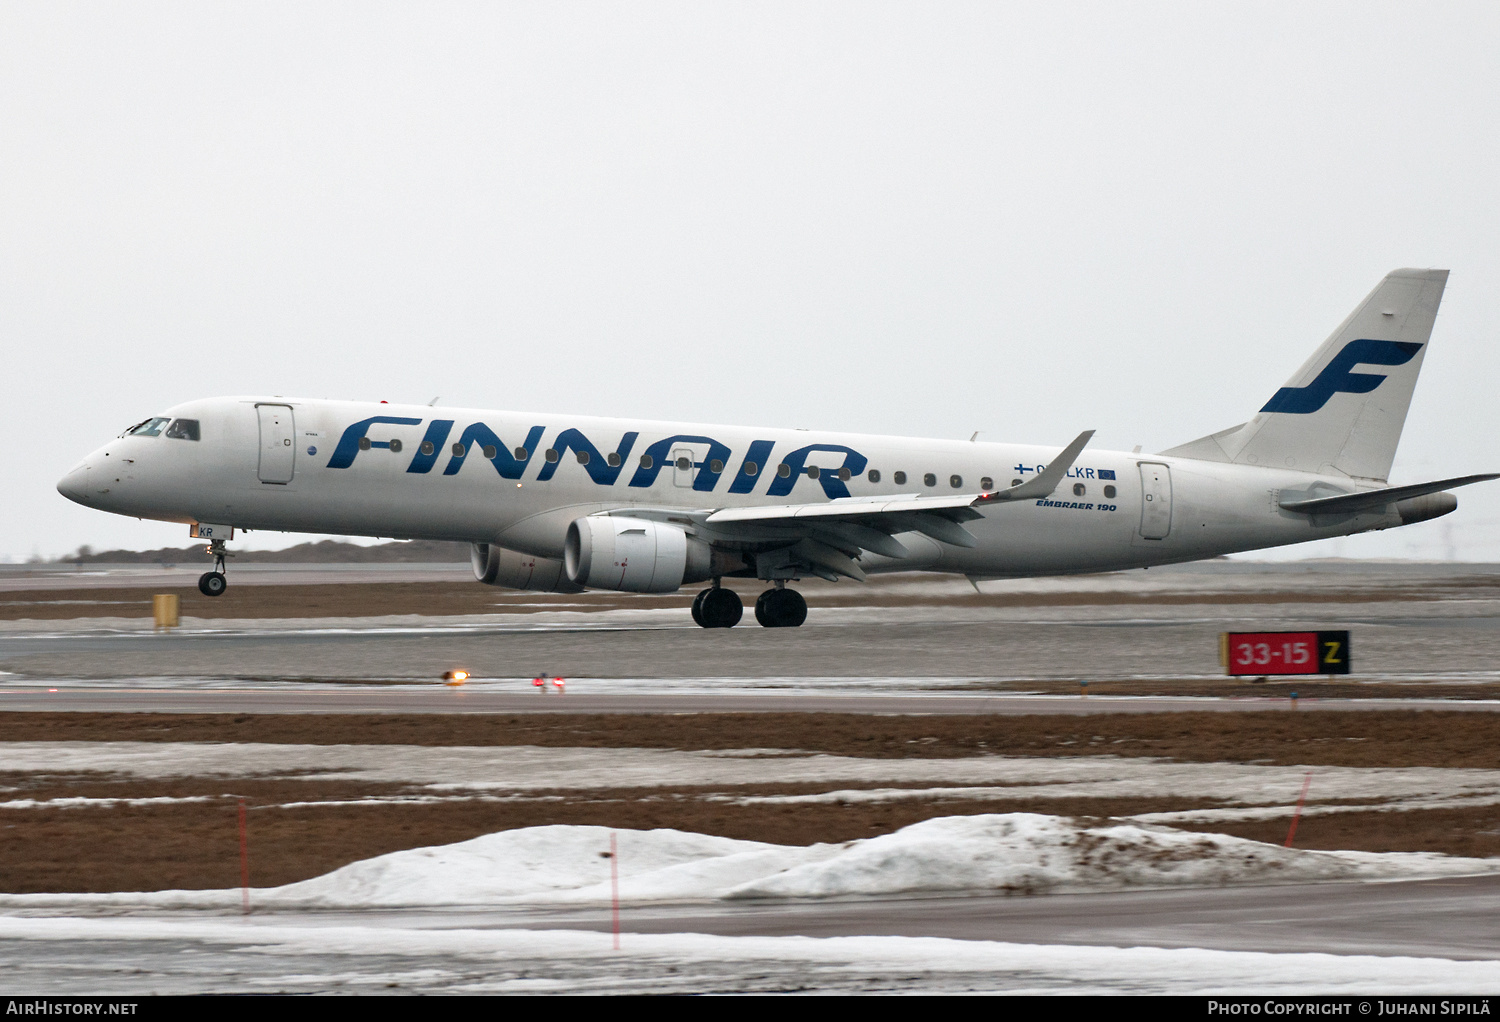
[59,269,1498,628]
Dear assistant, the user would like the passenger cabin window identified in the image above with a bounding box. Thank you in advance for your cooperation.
[639,454,654,469]
[1104,485,1117,499]
[923,473,937,487]
[482,445,497,459]
[777,463,792,478]
[514,446,529,460]
[807,466,820,479]
[389,439,403,454]
[950,474,963,489]
[420,441,435,456]
[126,417,170,438]
[1073,483,1086,496]
[893,471,906,485]
[607,452,621,467]
[838,467,851,481]
[545,448,560,463]
[576,451,590,465]
[452,443,466,457]
[743,461,759,476]
[980,476,993,491]
[868,469,881,483]
[164,419,200,441]
[710,459,724,473]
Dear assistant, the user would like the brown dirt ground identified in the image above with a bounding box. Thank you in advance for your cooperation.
[0,708,1498,891]
[0,773,1228,892]
[3,777,1498,892]
[0,579,1480,620]
[2,710,1497,768]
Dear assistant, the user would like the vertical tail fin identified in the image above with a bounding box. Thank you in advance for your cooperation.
[1161,268,1448,481]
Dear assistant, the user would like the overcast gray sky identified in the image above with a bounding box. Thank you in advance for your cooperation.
[3,2,1498,561]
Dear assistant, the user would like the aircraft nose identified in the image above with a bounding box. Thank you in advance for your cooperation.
[57,463,91,505]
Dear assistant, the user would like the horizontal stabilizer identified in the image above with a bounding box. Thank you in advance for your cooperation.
[1278,473,1500,515]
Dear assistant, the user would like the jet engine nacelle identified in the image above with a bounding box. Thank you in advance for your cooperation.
[470,542,586,593]
[564,515,713,593]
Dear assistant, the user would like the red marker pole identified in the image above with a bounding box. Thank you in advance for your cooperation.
[238,797,250,914]
[1284,771,1313,848]
[610,831,620,951]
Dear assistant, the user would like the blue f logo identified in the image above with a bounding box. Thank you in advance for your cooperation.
[1260,339,1422,415]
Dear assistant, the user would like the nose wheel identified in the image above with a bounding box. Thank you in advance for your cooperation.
[692,585,743,628]
[197,539,231,597]
[754,587,807,628]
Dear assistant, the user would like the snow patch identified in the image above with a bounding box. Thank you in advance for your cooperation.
[3,814,1494,912]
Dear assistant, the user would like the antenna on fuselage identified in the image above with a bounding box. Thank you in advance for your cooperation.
[428,397,440,406]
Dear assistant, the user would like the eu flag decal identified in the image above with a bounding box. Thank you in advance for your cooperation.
[1098,469,1116,480]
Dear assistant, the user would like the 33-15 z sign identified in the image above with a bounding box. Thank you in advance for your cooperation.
[1222,631,1351,676]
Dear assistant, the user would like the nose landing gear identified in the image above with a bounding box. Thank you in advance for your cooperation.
[197,538,231,597]
[692,583,743,628]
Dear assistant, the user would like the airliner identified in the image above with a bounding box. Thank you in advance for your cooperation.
[57,268,1497,627]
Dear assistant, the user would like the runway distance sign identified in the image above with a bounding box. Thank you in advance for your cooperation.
[1221,631,1351,676]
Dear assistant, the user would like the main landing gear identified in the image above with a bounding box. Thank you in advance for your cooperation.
[754,584,806,628]
[198,539,231,597]
[691,584,743,628]
[692,581,806,628]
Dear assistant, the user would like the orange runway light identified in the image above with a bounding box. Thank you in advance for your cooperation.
[442,670,470,686]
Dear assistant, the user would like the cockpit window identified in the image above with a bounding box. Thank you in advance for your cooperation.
[165,418,200,441]
[125,417,170,438]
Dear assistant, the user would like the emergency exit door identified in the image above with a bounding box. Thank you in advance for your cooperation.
[671,447,696,488]
[257,404,295,484]
[1138,462,1172,539]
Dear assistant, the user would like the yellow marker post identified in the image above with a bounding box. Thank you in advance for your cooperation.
[152,594,179,630]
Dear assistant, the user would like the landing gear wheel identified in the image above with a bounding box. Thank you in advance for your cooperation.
[699,587,743,628]
[198,571,227,597]
[691,588,710,626]
[754,587,806,628]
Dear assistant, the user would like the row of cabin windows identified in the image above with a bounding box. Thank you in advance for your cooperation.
[127,420,1117,498]
[348,442,1123,498]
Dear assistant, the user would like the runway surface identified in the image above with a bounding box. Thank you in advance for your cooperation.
[2,686,1496,714]
[377,873,1500,959]
[4,562,1499,992]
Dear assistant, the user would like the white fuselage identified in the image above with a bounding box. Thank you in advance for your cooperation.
[57,396,1405,579]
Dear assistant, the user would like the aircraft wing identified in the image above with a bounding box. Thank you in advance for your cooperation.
[627,430,1095,581]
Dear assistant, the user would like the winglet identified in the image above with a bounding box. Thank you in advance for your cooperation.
[978,430,1096,504]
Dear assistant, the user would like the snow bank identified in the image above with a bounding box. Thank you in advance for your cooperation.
[4,814,1495,912]
[728,814,1360,899]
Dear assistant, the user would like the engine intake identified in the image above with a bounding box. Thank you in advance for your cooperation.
[470,543,585,593]
[564,516,712,593]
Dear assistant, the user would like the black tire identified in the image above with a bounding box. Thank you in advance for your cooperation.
[777,587,807,627]
[691,588,710,627]
[755,587,806,627]
[754,589,777,627]
[701,587,743,628]
[198,571,227,597]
